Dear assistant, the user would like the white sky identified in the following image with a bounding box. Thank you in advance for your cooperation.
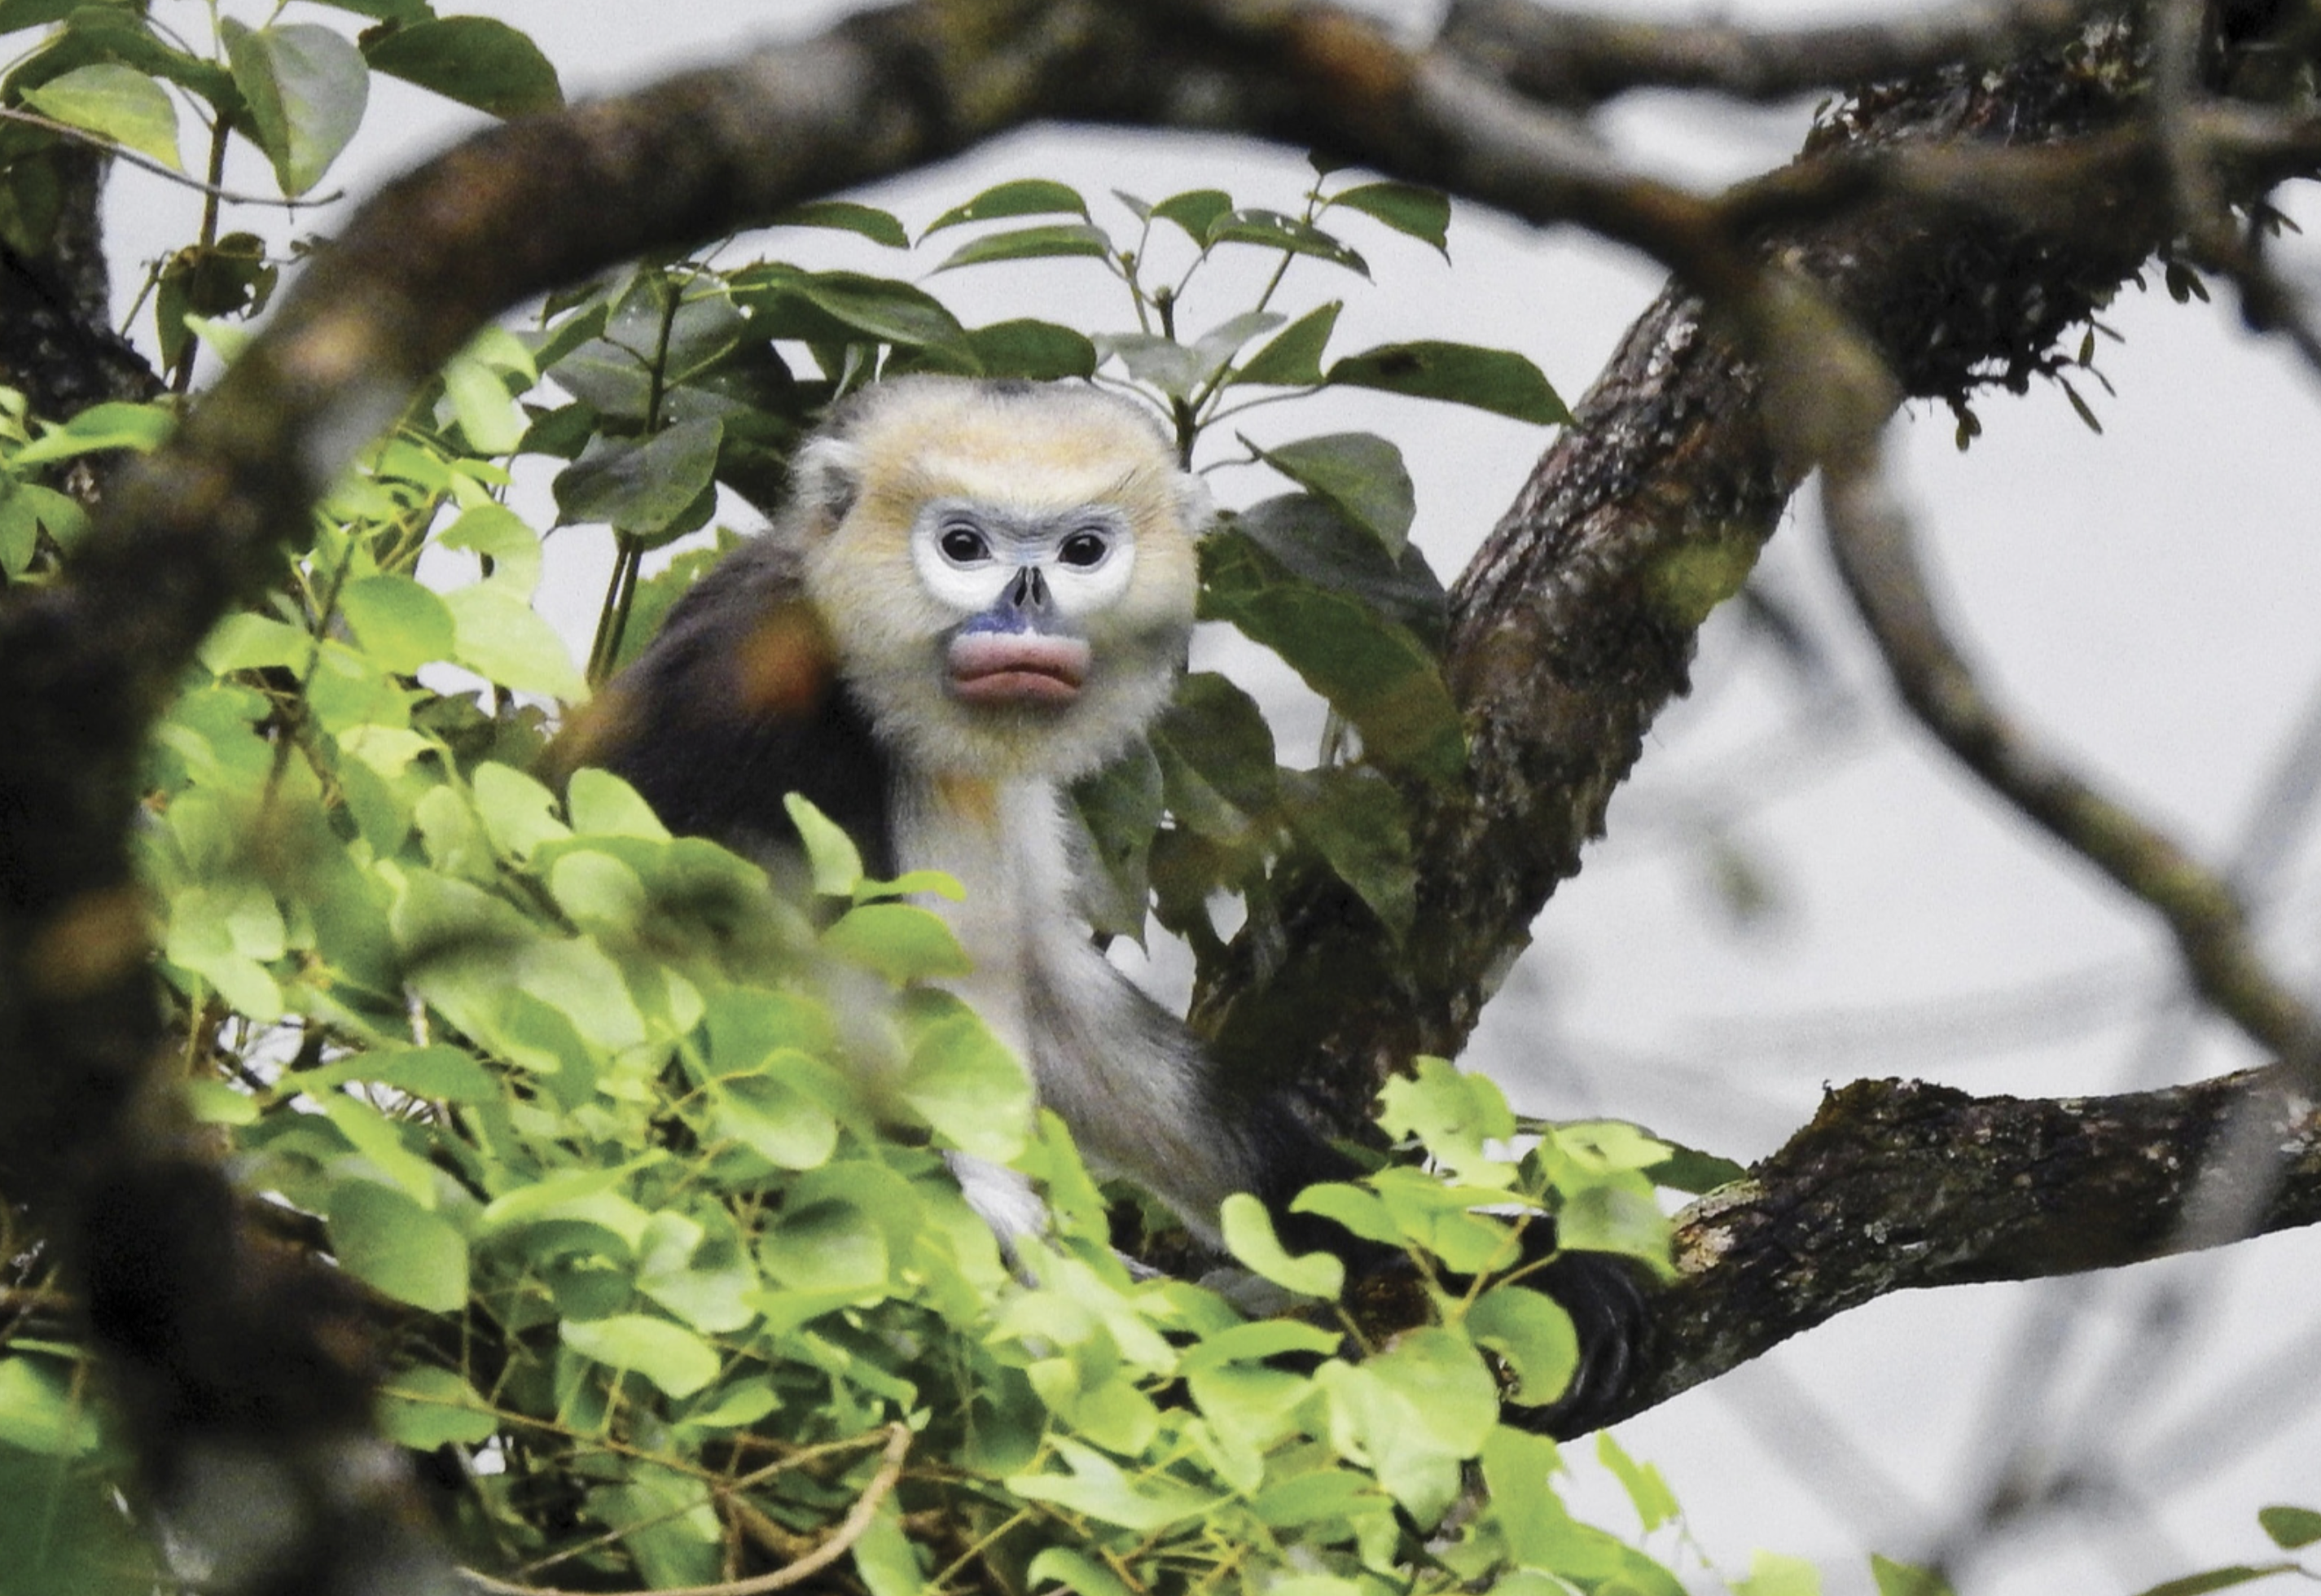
[91,3,2321,1592]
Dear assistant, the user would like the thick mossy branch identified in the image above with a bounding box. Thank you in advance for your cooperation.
[1606,1067,2321,1422]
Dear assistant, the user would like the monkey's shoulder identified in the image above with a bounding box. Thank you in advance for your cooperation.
[554,535,899,872]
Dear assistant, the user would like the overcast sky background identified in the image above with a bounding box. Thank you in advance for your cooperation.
[93,2,2321,1592]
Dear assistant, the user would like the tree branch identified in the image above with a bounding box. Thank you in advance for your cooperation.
[1820,430,2321,1081]
[1442,0,2111,107]
[1608,1065,2321,1421]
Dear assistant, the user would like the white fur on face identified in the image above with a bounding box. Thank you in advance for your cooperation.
[906,502,1140,624]
[796,380,1203,782]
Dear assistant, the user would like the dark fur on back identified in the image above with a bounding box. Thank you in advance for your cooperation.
[577,536,898,875]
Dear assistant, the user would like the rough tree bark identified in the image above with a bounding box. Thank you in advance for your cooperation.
[0,0,2315,1588]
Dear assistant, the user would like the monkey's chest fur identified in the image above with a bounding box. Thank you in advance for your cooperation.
[890,772,1239,1243]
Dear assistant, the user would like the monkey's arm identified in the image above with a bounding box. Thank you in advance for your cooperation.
[550,537,900,875]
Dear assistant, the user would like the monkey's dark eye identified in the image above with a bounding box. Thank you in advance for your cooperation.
[939,526,989,564]
[1058,530,1109,568]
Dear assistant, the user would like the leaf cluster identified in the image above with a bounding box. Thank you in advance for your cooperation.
[0,100,1706,1596]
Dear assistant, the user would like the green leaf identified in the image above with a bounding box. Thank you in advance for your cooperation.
[20,64,180,168]
[1151,187,1232,243]
[1642,1138,1750,1195]
[565,768,669,840]
[1281,765,1415,942]
[2260,1507,2321,1550]
[1206,208,1367,276]
[362,17,561,116]
[932,221,1112,273]
[924,178,1090,233]
[480,1170,653,1253]
[1233,300,1340,388]
[437,500,543,596]
[199,612,309,673]
[1096,312,1279,401]
[1225,493,1447,646]
[1376,1057,1517,1187]
[1249,432,1415,555]
[1481,1427,1626,1580]
[441,583,585,698]
[637,1209,760,1334]
[1220,1193,1343,1299]
[1870,1555,1959,1596]
[1594,1430,1678,1532]
[0,481,87,573]
[965,318,1098,379]
[1027,1549,1134,1596]
[774,199,908,247]
[377,1365,499,1449]
[1318,1331,1494,1522]
[552,417,723,543]
[734,266,976,366]
[1152,673,1278,842]
[1327,340,1570,423]
[1177,1319,1340,1373]
[0,0,104,30]
[562,1314,721,1399]
[1068,739,1163,940]
[351,1045,498,1103]
[1328,182,1450,254]
[1735,1551,1823,1596]
[823,902,973,982]
[318,1095,440,1205]
[184,1078,259,1126]
[901,999,1033,1163]
[441,347,526,454]
[1288,1182,1401,1247]
[338,573,455,673]
[715,1061,841,1170]
[0,1356,97,1456]
[853,1504,926,1596]
[327,1179,468,1312]
[472,762,570,862]
[12,399,173,465]
[1468,1286,1579,1408]
[222,20,369,196]
[2130,1569,2303,1596]
[1250,1469,1388,1528]
[761,1197,889,1296]
[1199,530,1464,782]
[1007,1437,1222,1532]
[784,793,864,897]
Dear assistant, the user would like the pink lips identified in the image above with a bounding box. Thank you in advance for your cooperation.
[948,633,1092,705]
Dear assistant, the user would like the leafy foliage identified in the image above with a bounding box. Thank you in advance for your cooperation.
[0,11,1788,1591]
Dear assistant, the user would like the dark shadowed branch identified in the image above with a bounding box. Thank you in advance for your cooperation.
[1442,0,2108,105]
[1604,1066,2321,1423]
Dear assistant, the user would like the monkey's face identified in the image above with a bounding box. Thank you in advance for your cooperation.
[796,381,1202,782]
[910,498,1136,708]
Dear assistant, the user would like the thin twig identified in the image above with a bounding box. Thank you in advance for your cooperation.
[2148,0,2321,376]
[458,1423,912,1596]
[1819,434,2321,1082]
[0,106,343,209]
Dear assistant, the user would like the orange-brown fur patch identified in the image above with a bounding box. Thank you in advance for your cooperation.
[735,602,837,717]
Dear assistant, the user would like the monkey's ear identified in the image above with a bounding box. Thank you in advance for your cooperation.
[790,436,866,533]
